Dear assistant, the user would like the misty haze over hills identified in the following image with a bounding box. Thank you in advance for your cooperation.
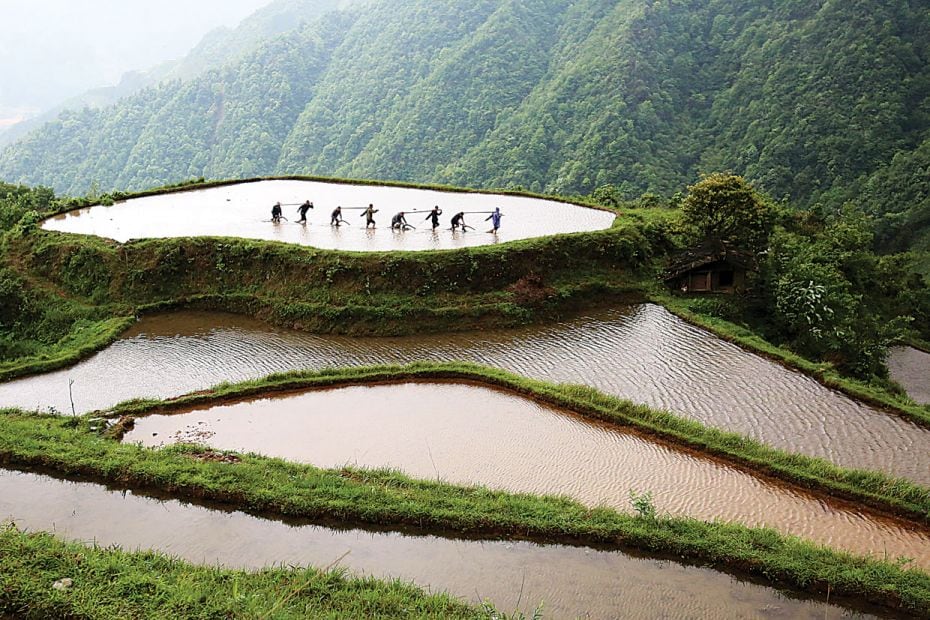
[0,0,273,137]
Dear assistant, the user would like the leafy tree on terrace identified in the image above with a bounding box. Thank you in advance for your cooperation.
[680,173,776,254]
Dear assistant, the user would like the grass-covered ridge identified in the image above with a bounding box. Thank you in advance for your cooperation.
[0,526,496,620]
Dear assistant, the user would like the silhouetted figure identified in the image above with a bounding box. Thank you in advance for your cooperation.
[485,207,503,233]
[361,204,379,228]
[391,211,409,230]
[424,205,443,229]
[297,200,313,223]
[450,212,467,231]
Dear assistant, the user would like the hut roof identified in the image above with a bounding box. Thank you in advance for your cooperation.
[663,240,755,281]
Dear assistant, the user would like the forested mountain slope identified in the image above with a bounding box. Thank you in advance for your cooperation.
[1,0,928,250]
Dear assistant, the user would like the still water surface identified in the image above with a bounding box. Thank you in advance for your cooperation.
[124,382,930,567]
[0,469,882,619]
[40,179,615,251]
[2,305,927,486]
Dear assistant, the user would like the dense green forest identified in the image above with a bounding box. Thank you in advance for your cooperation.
[1,0,929,256]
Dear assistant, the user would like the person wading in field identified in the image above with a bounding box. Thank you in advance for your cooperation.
[424,205,443,230]
[361,203,378,228]
[450,211,467,231]
[330,206,344,226]
[297,200,313,223]
[485,207,503,233]
[391,211,409,230]
[271,202,283,223]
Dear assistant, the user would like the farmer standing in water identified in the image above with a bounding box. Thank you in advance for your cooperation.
[271,202,283,223]
[424,205,443,230]
[361,203,378,228]
[297,200,313,224]
[450,211,467,232]
[330,206,344,226]
[391,211,409,230]
[485,207,503,233]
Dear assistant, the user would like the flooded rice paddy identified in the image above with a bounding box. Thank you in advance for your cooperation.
[124,382,930,567]
[887,346,930,405]
[40,179,616,251]
[0,469,883,619]
[2,304,928,486]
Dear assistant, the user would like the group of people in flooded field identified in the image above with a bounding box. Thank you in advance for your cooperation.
[270,201,504,233]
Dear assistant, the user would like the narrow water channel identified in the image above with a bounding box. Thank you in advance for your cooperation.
[123,382,930,569]
[0,469,884,619]
[2,305,928,486]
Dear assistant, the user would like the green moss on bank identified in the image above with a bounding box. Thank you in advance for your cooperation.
[0,527,494,620]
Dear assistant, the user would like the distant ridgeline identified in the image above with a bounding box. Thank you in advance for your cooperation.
[1,0,929,253]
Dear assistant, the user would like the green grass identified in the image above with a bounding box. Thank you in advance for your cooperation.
[0,526,503,620]
[0,315,134,382]
[3,364,930,614]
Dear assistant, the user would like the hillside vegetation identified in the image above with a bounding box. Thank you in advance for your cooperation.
[1,0,928,254]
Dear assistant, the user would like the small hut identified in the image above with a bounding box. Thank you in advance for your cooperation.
[664,241,753,293]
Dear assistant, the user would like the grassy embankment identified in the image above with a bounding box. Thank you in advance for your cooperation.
[0,176,675,381]
[0,526,497,620]
[2,364,930,615]
[655,293,930,429]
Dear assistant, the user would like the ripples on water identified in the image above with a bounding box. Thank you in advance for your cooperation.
[2,304,928,486]
[124,382,930,568]
[0,469,883,620]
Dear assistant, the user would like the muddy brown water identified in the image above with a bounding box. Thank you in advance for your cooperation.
[0,469,884,619]
[40,179,615,251]
[122,382,930,569]
[887,346,930,405]
[2,304,928,487]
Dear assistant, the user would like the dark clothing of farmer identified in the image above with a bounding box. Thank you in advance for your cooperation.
[485,208,503,232]
[450,212,466,231]
[361,204,378,228]
[391,212,408,230]
[424,205,443,229]
[297,200,313,223]
[330,206,343,226]
[271,202,283,223]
